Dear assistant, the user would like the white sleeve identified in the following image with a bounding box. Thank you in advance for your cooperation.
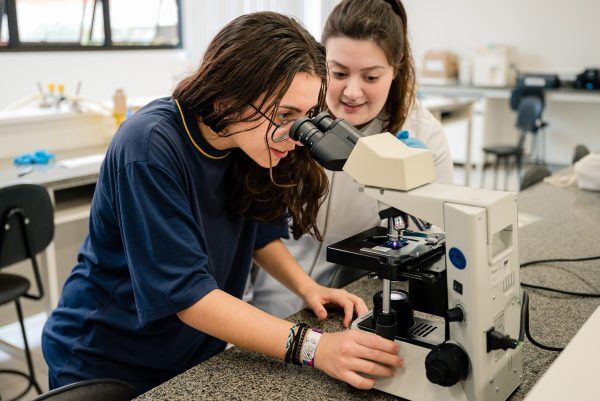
[403,99,455,185]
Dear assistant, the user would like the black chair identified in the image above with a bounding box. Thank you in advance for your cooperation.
[572,144,590,164]
[0,184,54,400]
[481,87,548,190]
[30,379,137,401]
[520,165,552,191]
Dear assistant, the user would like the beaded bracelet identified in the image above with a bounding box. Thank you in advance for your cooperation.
[292,325,309,366]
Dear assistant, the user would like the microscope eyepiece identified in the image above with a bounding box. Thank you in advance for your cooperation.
[289,117,324,147]
[288,112,363,171]
[312,111,335,131]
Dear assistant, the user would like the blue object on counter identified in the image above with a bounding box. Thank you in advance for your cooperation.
[396,130,428,149]
[14,150,55,166]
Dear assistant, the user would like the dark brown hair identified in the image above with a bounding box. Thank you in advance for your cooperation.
[173,12,328,240]
[322,0,416,133]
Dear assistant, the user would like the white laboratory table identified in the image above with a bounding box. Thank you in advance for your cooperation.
[0,146,107,311]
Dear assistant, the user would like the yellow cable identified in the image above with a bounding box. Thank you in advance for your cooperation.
[175,99,230,160]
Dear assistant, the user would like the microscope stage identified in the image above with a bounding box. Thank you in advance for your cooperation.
[327,226,446,282]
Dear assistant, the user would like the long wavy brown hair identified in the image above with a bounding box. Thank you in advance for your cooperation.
[173,12,328,240]
[322,0,416,133]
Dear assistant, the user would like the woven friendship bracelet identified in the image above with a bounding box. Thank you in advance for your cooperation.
[285,323,307,364]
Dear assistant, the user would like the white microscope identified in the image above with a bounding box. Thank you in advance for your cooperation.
[290,114,523,401]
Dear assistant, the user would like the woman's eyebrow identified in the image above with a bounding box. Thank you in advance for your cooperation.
[328,60,385,72]
[278,105,319,114]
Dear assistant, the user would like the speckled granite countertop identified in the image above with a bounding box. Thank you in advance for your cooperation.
[136,182,600,401]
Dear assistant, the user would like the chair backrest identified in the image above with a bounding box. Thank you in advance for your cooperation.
[510,87,546,137]
[0,184,54,269]
[510,86,545,112]
[30,379,137,401]
[520,165,552,191]
[515,96,544,134]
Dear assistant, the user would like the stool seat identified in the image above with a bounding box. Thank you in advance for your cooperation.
[0,273,31,305]
[482,145,523,156]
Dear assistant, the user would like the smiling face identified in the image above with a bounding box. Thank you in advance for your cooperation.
[325,37,395,127]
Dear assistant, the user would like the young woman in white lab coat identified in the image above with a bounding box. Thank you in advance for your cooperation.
[250,0,455,318]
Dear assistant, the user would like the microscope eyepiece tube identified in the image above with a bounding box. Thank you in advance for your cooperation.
[288,112,362,171]
[312,111,334,131]
[289,117,324,147]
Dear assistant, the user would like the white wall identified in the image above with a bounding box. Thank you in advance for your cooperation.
[405,0,600,164]
[405,0,600,77]
[0,0,336,110]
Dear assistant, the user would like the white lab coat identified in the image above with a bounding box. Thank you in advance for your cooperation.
[248,99,454,318]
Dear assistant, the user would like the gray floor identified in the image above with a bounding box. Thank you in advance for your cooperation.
[0,312,48,400]
[0,161,567,400]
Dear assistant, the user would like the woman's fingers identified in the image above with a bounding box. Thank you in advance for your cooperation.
[354,331,400,354]
[347,356,396,378]
[352,294,369,317]
[354,342,404,368]
[340,370,377,390]
[342,299,355,327]
[314,331,403,390]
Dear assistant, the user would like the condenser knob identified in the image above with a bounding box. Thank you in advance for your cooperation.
[425,342,469,387]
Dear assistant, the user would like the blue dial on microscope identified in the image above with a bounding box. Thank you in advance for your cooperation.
[449,247,467,270]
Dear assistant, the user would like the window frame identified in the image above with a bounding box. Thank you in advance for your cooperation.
[0,0,183,52]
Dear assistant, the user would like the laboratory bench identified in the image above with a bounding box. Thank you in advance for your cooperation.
[135,179,600,401]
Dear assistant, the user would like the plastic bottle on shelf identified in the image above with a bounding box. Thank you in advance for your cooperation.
[112,89,127,127]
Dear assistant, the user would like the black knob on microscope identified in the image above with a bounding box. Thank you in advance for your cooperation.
[425,343,469,387]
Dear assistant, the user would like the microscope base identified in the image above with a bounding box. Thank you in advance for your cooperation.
[352,312,521,401]
[352,312,467,401]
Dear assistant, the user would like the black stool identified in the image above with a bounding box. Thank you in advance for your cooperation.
[0,184,54,400]
[520,165,552,191]
[481,87,548,190]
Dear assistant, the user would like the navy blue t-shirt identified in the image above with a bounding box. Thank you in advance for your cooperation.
[42,97,288,393]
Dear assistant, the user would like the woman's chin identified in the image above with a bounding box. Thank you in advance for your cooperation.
[333,109,371,127]
[256,157,281,169]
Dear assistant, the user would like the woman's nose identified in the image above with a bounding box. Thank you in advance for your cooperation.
[286,136,303,147]
[342,77,363,100]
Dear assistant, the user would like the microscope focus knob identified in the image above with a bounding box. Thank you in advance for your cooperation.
[425,343,469,387]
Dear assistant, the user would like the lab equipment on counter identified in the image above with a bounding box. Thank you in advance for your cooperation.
[573,68,600,91]
[13,150,55,165]
[290,114,523,401]
[473,45,517,88]
[517,73,561,89]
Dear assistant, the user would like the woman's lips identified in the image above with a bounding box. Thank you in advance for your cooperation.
[341,101,366,114]
[270,148,289,158]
